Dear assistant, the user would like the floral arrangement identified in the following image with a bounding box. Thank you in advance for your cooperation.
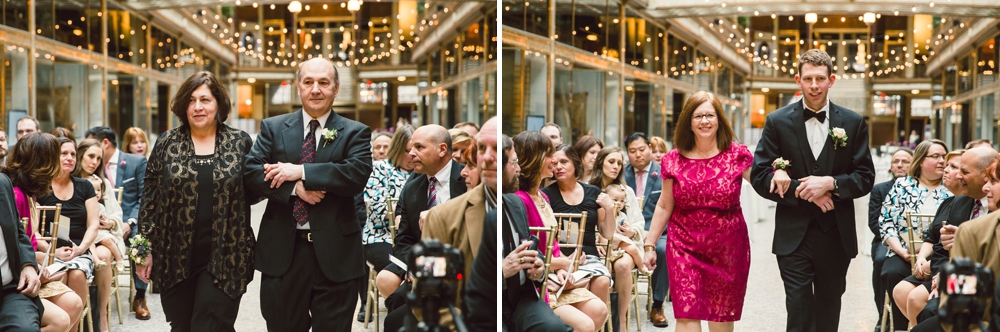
[129,233,151,266]
[321,128,339,147]
[772,157,792,171]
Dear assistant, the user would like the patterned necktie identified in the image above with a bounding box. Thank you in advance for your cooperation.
[427,176,438,209]
[635,170,645,196]
[973,200,984,219]
[293,120,320,225]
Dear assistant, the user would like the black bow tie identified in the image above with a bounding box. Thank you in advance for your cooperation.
[804,110,827,123]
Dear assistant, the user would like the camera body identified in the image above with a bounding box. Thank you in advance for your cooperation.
[406,238,465,332]
[938,257,994,332]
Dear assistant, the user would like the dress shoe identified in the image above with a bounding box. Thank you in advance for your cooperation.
[133,298,151,320]
[650,306,669,327]
[356,303,373,322]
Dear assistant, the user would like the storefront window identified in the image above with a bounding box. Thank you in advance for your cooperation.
[2,0,30,31]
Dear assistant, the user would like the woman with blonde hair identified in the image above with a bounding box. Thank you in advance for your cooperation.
[121,127,150,157]
[449,128,473,164]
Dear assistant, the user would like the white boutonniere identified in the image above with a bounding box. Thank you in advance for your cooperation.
[772,157,792,171]
[321,128,338,147]
[830,127,848,150]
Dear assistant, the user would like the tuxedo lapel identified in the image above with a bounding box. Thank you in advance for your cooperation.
[816,103,841,175]
[313,111,343,163]
[282,111,306,162]
[791,102,816,172]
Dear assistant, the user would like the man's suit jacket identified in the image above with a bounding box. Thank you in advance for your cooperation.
[869,179,896,245]
[750,100,876,257]
[111,151,147,223]
[929,195,977,274]
[246,110,373,283]
[949,209,1000,323]
[392,161,466,262]
[624,162,662,229]
[464,208,495,332]
[501,193,541,321]
[422,184,486,309]
[0,173,43,312]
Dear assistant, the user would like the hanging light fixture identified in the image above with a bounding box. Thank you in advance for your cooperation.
[288,1,302,14]
[348,0,363,13]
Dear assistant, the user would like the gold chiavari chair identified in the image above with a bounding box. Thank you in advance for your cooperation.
[880,212,935,332]
[528,224,559,304]
[110,187,126,324]
[37,203,92,332]
[363,196,402,331]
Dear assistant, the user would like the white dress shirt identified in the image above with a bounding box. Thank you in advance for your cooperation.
[296,110,332,230]
[430,160,454,206]
[804,99,831,160]
[973,196,989,219]
[106,149,121,184]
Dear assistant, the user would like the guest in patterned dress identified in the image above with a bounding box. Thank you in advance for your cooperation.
[643,91,753,331]
[357,125,413,319]
[879,139,952,329]
[514,130,607,332]
[134,71,258,331]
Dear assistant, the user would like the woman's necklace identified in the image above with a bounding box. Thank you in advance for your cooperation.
[690,147,719,159]
[530,191,557,227]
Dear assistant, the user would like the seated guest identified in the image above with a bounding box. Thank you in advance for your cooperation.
[648,136,668,166]
[910,146,997,332]
[878,140,951,329]
[449,128,473,164]
[35,137,101,331]
[541,144,616,306]
[356,125,413,321]
[371,132,392,161]
[4,133,81,332]
[453,121,479,137]
[869,148,911,326]
[516,130,607,332]
[121,127,151,158]
[0,167,43,331]
[460,138,481,191]
[50,127,75,142]
[571,135,603,183]
[384,118,497,331]
[965,139,992,150]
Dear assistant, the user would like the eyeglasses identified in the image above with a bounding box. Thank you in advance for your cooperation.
[926,154,946,161]
[692,113,717,122]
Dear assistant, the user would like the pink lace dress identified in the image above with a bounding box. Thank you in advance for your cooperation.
[660,143,752,322]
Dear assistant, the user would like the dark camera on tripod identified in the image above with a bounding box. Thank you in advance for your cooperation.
[937,257,994,332]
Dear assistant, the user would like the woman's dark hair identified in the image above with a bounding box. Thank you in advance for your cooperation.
[554,144,583,179]
[571,135,604,163]
[3,133,61,197]
[674,91,736,153]
[589,146,626,187]
[170,71,232,126]
[514,131,554,192]
[50,127,76,142]
[72,139,105,178]
[387,125,414,168]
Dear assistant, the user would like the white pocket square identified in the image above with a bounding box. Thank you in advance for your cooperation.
[122,178,136,184]
[650,190,662,195]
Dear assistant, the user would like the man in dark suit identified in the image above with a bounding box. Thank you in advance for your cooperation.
[911,147,996,331]
[868,148,911,329]
[245,57,373,331]
[0,172,43,330]
[85,125,151,319]
[376,124,466,309]
[750,49,876,332]
[623,132,668,327]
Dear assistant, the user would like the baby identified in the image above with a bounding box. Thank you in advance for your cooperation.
[604,184,650,275]
[88,175,126,271]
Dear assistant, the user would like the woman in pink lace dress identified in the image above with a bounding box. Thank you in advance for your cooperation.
[642,91,752,332]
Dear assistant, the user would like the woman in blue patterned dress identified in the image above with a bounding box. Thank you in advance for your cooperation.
[359,125,414,319]
[878,139,951,329]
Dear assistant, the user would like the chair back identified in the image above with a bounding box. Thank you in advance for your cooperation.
[35,203,63,266]
[904,212,936,266]
[553,212,588,271]
[388,197,400,244]
[528,224,558,300]
[115,187,124,203]
[636,196,645,209]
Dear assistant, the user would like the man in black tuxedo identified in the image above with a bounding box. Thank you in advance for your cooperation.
[868,148,911,328]
[750,49,876,332]
[623,132,668,327]
[246,57,373,331]
[86,125,151,319]
[376,124,466,309]
[0,172,42,330]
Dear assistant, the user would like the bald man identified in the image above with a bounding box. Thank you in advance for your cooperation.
[375,124,467,310]
[246,57,374,331]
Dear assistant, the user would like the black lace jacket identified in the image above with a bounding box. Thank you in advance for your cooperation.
[139,124,259,299]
